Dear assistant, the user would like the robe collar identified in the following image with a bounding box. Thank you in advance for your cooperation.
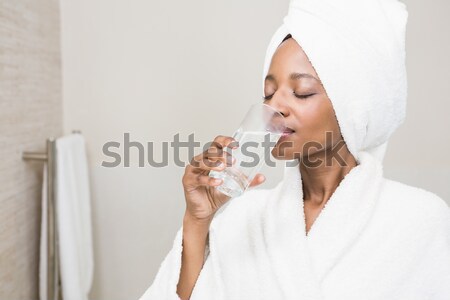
[262,150,384,297]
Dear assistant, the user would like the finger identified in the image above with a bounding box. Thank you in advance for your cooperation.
[183,171,223,190]
[188,135,239,170]
[212,135,239,150]
[248,173,266,188]
[205,140,236,167]
[189,154,227,172]
[196,174,223,187]
[205,145,230,166]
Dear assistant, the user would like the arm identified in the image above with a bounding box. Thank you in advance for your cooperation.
[139,135,263,300]
[176,212,212,300]
[138,216,211,300]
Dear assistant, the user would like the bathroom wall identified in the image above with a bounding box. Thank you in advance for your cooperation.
[383,0,450,201]
[59,0,450,299]
[0,0,62,299]
[59,1,289,299]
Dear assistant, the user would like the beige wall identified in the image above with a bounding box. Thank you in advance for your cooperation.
[383,0,450,202]
[59,1,289,299]
[0,0,62,299]
[58,0,449,300]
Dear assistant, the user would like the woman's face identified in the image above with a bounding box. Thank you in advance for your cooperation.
[264,37,343,161]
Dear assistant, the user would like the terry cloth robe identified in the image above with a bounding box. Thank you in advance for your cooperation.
[139,150,450,300]
[140,0,450,298]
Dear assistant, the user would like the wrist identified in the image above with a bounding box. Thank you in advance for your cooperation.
[183,211,213,226]
[182,213,211,247]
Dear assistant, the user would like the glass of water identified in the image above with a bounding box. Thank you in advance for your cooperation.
[209,103,286,197]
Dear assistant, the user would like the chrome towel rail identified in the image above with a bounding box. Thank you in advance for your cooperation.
[22,131,81,300]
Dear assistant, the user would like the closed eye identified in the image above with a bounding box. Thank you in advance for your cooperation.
[294,93,316,99]
[262,93,316,101]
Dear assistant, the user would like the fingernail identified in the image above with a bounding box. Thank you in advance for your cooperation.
[217,162,225,168]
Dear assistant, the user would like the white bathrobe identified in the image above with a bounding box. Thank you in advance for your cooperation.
[139,151,450,300]
[140,0,450,298]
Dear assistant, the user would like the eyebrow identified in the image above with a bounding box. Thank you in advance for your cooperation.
[265,72,320,82]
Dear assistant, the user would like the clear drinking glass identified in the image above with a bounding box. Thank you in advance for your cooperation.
[209,103,286,197]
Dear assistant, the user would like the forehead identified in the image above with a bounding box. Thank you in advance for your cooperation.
[267,38,320,82]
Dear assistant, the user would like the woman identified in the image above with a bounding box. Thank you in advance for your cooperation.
[140,1,450,299]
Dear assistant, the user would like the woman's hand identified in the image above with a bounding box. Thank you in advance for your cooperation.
[178,135,266,300]
[182,135,266,222]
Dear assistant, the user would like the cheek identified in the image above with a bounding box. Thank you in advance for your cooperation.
[322,106,341,134]
[296,99,340,142]
[323,103,342,137]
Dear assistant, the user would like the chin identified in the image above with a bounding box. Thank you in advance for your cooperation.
[271,146,300,161]
[272,134,306,160]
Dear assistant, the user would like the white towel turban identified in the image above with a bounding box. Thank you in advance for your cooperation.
[262,0,409,163]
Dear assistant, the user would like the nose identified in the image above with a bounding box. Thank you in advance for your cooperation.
[264,90,289,118]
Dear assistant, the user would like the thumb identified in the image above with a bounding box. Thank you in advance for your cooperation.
[248,173,266,188]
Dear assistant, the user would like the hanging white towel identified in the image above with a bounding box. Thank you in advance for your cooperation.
[56,133,94,300]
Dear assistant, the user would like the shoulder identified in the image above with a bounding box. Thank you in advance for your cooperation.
[380,178,450,228]
[381,178,448,211]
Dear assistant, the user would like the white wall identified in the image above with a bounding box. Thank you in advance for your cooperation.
[59,0,288,299]
[383,0,450,201]
[59,0,450,299]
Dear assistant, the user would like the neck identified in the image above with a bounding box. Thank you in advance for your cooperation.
[299,144,358,206]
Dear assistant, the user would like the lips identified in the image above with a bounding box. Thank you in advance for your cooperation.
[281,127,295,138]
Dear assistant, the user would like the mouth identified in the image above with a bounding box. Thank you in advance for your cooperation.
[280,127,295,138]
